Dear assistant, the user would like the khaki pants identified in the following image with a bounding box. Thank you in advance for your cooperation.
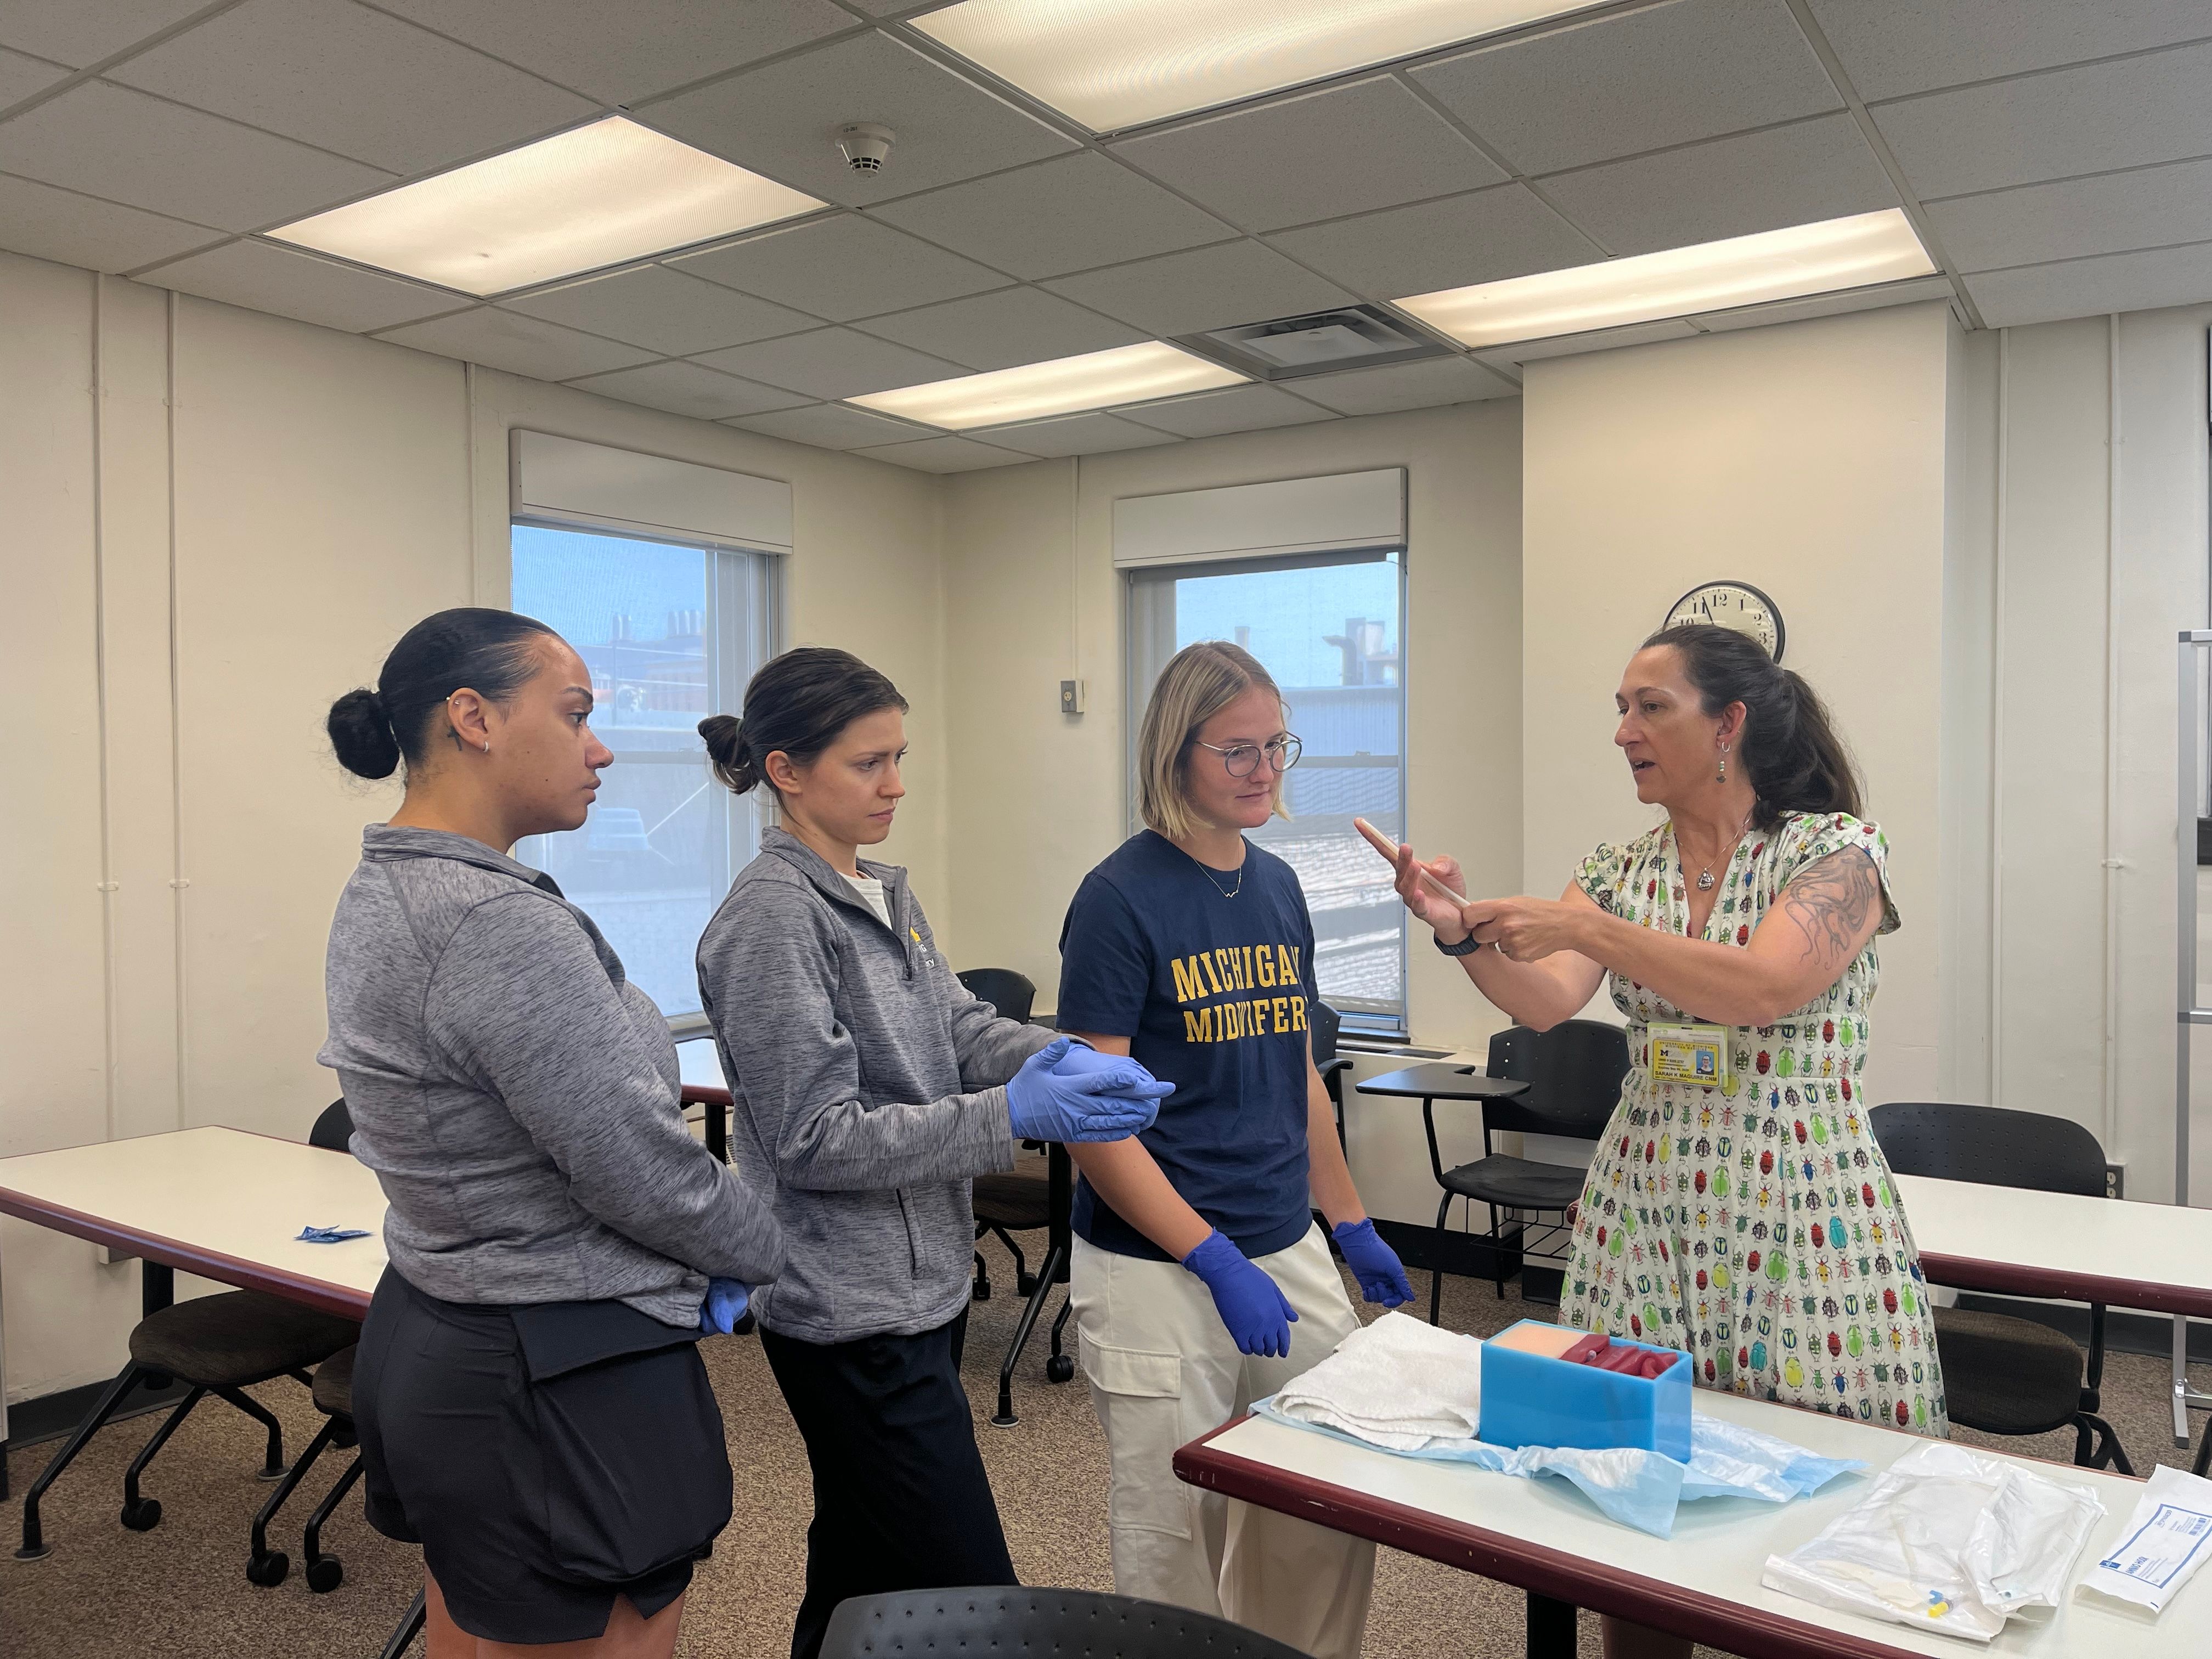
[1071,1224,1374,1659]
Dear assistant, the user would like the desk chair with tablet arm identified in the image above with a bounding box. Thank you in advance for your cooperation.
[14,1101,362,1562]
[1871,1101,2132,1473]
[1310,1000,1353,1153]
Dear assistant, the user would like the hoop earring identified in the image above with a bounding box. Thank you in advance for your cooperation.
[481,741,491,754]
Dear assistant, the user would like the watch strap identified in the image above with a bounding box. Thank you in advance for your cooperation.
[1434,931,1482,958]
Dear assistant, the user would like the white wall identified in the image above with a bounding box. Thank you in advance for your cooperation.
[0,249,951,1409]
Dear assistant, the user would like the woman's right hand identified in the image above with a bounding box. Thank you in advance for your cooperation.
[1006,1037,1172,1143]
[1391,842,1471,941]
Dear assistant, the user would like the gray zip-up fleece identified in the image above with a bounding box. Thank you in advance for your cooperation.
[697,827,1053,1344]
[320,825,785,1328]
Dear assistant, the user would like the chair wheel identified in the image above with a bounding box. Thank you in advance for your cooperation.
[1046,1354,1075,1384]
[306,1556,345,1593]
[973,1278,991,1302]
[246,1550,289,1587]
[119,1497,162,1531]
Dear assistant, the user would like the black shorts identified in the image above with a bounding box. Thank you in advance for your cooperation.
[353,1268,730,1644]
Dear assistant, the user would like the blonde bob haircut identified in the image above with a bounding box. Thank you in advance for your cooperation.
[1137,640,1292,843]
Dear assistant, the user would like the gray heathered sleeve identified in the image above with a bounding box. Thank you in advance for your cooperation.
[938,947,1057,1088]
[699,885,1015,1192]
[427,894,785,1286]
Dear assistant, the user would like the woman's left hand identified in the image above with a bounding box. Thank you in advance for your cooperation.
[1462,895,1592,964]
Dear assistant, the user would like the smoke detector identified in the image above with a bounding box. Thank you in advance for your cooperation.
[837,123,895,172]
[1177,305,1449,382]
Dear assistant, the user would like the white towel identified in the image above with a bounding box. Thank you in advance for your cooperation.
[1271,1311,1485,1451]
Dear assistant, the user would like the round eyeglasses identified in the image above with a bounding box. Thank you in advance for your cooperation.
[1192,735,1302,777]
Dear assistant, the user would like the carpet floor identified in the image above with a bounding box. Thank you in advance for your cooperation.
[3,1247,2202,1658]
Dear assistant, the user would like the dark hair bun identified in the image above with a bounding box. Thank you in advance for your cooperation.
[329,688,401,780]
[698,714,759,794]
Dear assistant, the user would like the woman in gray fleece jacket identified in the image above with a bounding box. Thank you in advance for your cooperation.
[694,646,1169,1659]
[320,608,785,1657]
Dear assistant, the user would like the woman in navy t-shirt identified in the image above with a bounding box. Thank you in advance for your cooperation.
[1058,641,1412,1659]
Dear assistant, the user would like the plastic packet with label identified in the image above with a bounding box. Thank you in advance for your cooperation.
[2076,1463,2212,1618]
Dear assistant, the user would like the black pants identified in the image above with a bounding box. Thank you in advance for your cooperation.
[761,1310,1017,1659]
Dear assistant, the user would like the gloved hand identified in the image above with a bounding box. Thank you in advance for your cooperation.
[1332,1218,1414,1307]
[698,1278,750,1335]
[1006,1037,1172,1143]
[1046,1040,1167,1089]
[1182,1229,1298,1358]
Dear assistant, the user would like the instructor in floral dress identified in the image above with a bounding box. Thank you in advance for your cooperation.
[1388,624,1944,1436]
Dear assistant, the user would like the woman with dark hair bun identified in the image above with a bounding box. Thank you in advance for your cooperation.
[695,645,1171,1659]
[1387,625,1944,1658]
[320,607,786,1658]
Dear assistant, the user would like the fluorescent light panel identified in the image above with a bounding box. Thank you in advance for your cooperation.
[268,118,823,296]
[1396,210,1938,348]
[849,342,1245,430]
[915,0,1599,131]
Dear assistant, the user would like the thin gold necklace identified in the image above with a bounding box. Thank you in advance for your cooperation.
[1197,861,1244,899]
[1691,813,1753,891]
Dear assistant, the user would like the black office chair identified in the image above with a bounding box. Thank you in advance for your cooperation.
[15,1099,363,1561]
[957,967,1036,1025]
[1311,1000,1353,1152]
[1870,1102,2130,1472]
[821,1587,1316,1659]
[1425,1021,1628,1323]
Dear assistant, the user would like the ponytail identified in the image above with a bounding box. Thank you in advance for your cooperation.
[1643,624,1863,831]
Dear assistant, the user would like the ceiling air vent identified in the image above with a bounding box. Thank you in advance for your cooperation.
[1176,304,1450,382]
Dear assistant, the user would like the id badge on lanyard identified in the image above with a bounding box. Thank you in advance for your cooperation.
[1650,1021,1734,1091]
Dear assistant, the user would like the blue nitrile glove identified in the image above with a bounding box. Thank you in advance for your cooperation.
[1332,1218,1414,1307]
[698,1278,750,1335]
[1006,1037,1173,1143]
[1182,1229,1298,1358]
[1046,1040,1171,1091]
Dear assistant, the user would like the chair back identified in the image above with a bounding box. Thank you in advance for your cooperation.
[821,1587,1313,1659]
[309,1098,354,1153]
[1310,998,1341,1066]
[1482,1020,1629,1140]
[1869,1102,2107,1197]
[957,967,1036,1026]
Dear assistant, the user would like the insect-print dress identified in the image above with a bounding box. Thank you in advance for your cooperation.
[1558,811,1947,1436]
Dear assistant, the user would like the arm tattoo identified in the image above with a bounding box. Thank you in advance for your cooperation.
[1778,849,1881,964]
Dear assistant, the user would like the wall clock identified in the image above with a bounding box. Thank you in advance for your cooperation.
[1664,580,1784,662]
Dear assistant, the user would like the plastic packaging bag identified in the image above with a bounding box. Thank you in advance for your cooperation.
[2076,1463,2212,1617]
[1762,1441,2104,1643]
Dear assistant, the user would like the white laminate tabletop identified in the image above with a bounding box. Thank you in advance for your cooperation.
[0,1125,386,1317]
[1182,1391,2186,1659]
[1894,1172,2212,1316]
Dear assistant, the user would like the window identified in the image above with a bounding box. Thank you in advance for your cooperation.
[512,523,777,1022]
[1127,550,1407,1036]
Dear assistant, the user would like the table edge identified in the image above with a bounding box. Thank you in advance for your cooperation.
[1175,1416,1972,1659]
[0,1185,373,1321]
[1354,1074,1533,1099]
[1917,1249,2212,1319]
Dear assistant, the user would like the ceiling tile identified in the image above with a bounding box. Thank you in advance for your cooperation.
[1930,157,2212,274]
[0,45,70,105]
[0,172,223,271]
[0,80,393,232]
[1474,318,1700,368]
[565,359,805,419]
[1111,76,1505,234]
[726,402,937,449]
[850,434,1032,472]
[505,263,818,355]
[1119,382,1339,438]
[375,306,656,378]
[869,151,1231,280]
[131,237,462,330]
[1690,273,1955,331]
[669,214,1006,322]
[696,326,964,399]
[636,31,1076,210]
[1805,0,2212,104]
[1291,355,1517,416]
[1540,115,1897,257]
[1874,41,2212,200]
[0,0,211,69]
[853,285,1146,370]
[981,411,1178,458]
[1410,0,1840,176]
[1044,240,1356,338]
[1963,240,2212,329]
[370,0,855,106]
[105,0,595,175]
[1269,184,1596,300]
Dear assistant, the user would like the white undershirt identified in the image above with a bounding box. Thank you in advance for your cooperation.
[842,870,891,930]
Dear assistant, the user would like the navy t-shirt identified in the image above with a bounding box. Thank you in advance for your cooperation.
[1056,831,1319,1262]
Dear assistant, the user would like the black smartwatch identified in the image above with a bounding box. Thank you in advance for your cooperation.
[1434,932,1483,957]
